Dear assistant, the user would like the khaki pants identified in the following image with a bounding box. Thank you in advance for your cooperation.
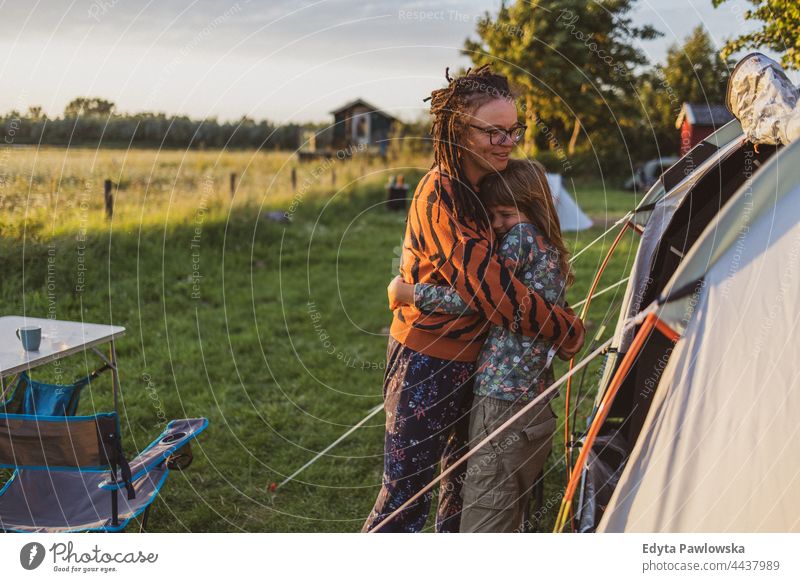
[460,396,557,533]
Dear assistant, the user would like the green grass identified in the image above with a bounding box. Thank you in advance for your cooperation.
[0,149,639,532]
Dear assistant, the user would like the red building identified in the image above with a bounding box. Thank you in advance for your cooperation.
[675,103,735,155]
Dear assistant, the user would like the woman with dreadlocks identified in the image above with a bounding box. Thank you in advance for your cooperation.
[362,65,585,533]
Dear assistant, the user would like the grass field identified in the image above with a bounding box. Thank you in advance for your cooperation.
[0,147,641,532]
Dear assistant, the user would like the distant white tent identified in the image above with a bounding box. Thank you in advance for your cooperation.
[546,173,593,231]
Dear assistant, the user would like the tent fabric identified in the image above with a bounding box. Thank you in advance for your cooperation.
[610,139,738,353]
[580,118,760,532]
[588,122,745,459]
[576,432,629,532]
[633,119,743,228]
[634,120,743,228]
[727,52,800,146]
[598,153,800,532]
[658,139,800,332]
[546,173,593,231]
[577,54,800,533]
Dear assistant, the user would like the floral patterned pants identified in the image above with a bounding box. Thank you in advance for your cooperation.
[362,338,475,533]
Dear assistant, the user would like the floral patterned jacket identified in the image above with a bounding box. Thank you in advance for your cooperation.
[414,222,567,402]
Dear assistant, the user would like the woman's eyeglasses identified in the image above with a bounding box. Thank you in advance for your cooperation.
[468,123,527,145]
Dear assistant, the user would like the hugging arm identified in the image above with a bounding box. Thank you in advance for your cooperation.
[413,180,584,354]
[414,283,475,315]
[412,223,535,316]
[413,229,532,315]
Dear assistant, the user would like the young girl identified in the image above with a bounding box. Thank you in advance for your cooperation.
[388,158,574,532]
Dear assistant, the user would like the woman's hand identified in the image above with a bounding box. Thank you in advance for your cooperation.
[388,275,415,310]
[555,309,586,360]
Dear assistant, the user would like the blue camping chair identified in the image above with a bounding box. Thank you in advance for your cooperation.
[0,412,208,532]
[2,370,109,417]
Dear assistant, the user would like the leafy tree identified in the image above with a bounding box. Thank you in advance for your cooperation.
[463,0,659,156]
[64,97,116,118]
[27,106,44,120]
[713,0,800,70]
[637,25,732,155]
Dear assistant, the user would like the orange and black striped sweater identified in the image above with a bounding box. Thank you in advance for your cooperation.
[390,168,584,362]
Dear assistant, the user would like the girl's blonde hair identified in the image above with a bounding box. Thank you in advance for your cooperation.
[479,158,575,286]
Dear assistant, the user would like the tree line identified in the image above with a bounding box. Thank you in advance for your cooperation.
[1,97,312,150]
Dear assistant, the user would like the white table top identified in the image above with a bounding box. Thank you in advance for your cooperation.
[0,316,125,378]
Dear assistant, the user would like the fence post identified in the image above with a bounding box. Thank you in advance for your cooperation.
[331,167,336,187]
[291,167,297,192]
[230,173,237,198]
[104,179,113,219]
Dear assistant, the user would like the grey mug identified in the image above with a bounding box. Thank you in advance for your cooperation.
[16,326,42,351]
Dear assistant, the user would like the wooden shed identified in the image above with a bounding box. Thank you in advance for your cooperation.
[675,103,735,155]
[330,99,396,155]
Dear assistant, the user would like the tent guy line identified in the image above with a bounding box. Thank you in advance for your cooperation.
[369,337,615,533]
[274,274,632,490]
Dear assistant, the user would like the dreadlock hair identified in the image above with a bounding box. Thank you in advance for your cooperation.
[425,64,515,229]
[479,158,575,287]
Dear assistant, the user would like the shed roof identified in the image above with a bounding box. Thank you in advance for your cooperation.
[330,99,396,120]
[675,103,735,129]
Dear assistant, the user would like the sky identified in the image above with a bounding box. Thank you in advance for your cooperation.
[0,0,792,124]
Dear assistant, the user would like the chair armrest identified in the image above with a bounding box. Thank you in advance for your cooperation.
[99,418,208,490]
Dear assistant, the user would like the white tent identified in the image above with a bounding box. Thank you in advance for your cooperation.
[546,173,593,231]
[599,136,800,532]
[567,52,800,532]
[572,117,763,533]
[601,119,743,364]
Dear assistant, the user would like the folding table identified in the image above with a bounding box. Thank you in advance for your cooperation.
[0,316,126,414]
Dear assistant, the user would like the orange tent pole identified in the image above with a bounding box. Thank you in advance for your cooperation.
[555,311,678,532]
[564,221,632,491]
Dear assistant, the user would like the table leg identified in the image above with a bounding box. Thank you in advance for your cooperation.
[0,374,19,405]
[109,340,121,416]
